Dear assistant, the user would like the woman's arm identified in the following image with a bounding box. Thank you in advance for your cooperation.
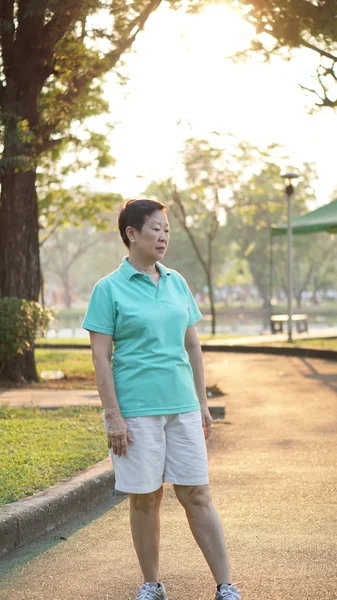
[90,331,132,456]
[184,326,212,439]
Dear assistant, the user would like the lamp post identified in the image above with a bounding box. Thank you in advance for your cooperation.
[281,172,299,343]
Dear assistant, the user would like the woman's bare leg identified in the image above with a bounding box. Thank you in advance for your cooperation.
[174,484,231,585]
[129,486,163,582]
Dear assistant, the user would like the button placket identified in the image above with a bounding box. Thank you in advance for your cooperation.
[156,276,166,301]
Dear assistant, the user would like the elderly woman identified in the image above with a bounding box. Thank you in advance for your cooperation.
[82,199,240,600]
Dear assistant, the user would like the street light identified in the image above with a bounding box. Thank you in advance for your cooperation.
[281,172,300,343]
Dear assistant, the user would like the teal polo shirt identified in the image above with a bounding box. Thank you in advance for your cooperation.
[82,257,202,417]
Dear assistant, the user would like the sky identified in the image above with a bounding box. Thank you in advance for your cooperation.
[69,3,337,209]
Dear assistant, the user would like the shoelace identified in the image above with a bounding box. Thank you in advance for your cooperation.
[218,584,240,599]
[136,583,160,600]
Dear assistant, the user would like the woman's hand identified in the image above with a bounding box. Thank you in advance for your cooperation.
[104,408,133,456]
[201,405,213,440]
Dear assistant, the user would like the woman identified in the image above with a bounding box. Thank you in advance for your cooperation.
[82,199,240,600]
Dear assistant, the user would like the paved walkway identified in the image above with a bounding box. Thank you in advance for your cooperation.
[0,388,102,407]
[201,327,337,346]
[0,353,336,600]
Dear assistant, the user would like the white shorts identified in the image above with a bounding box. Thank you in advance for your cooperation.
[104,410,209,494]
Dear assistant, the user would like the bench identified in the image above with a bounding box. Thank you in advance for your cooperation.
[270,314,309,334]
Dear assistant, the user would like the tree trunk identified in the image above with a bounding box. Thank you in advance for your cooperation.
[249,261,269,308]
[254,279,269,308]
[62,271,72,308]
[0,345,38,383]
[0,158,41,382]
[0,168,40,300]
[206,271,216,335]
[295,292,302,308]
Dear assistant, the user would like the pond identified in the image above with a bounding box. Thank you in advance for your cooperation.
[45,311,337,339]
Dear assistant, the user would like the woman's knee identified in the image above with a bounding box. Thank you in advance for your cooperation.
[129,486,163,513]
[174,484,212,512]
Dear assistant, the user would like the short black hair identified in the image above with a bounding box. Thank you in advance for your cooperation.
[118,198,166,248]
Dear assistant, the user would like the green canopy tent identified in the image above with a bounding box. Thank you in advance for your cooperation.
[268,199,337,333]
[271,198,337,236]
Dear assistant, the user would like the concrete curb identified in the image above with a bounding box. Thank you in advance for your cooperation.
[0,457,115,558]
[201,344,337,361]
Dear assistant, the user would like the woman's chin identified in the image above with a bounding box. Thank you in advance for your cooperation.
[155,249,166,260]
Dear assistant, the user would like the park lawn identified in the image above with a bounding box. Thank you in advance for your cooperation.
[35,337,90,346]
[35,348,95,387]
[198,333,248,341]
[294,338,337,350]
[257,338,337,350]
[0,406,108,507]
[35,348,93,376]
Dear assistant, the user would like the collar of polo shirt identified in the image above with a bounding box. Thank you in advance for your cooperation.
[121,256,171,280]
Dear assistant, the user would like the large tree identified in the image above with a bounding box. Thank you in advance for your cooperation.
[0,0,199,381]
[235,0,337,109]
[147,137,236,334]
[148,136,274,333]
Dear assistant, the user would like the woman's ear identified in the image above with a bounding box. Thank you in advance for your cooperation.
[126,226,135,244]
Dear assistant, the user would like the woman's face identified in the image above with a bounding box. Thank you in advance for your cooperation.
[127,209,170,262]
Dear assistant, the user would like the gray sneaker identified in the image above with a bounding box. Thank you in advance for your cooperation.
[135,582,167,600]
[215,583,241,600]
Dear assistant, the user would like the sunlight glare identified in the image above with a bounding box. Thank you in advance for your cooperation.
[182,4,254,58]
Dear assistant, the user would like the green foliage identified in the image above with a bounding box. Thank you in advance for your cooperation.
[0,298,54,364]
[1,1,210,231]
[234,0,337,109]
[1,0,209,169]
[227,160,317,305]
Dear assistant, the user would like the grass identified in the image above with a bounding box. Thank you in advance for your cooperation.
[35,337,90,346]
[35,348,94,377]
[252,338,337,350]
[33,348,95,388]
[198,333,249,341]
[0,406,108,507]
[292,338,337,350]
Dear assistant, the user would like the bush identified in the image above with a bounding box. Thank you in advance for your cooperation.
[0,298,54,381]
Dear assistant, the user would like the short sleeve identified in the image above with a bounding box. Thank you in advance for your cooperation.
[82,282,115,335]
[184,281,203,328]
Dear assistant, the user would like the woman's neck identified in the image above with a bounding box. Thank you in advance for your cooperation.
[128,254,157,275]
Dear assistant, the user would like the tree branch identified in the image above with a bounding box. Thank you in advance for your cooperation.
[89,0,163,80]
[35,1,164,151]
[39,221,60,247]
[42,1,85,56]
[244,20,337,63]
[171,187,210,277]
[299,61,337,108]
[37,134,81,154]
[65,236,98,270]
[300,39,337,63]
